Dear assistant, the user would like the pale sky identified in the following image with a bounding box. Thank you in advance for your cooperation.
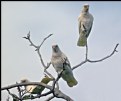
[1,1,121,101]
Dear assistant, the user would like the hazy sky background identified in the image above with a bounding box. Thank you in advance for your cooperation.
[2,1,121,101]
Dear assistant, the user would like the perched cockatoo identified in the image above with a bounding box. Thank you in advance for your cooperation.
[20,76,51,95]
[51,44,78,87]
[77,4,94,46]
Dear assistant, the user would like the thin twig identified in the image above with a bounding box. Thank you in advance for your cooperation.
[85,43,88,60]
[45,95,54,101]
[39,33,53,48]
[17,82,22,101]
[23,32,54,79]
[37,50,46,68]
[23,31,38,48]
[54,88,74,101]
[7,89,20,100]
[52,69,63,91]
[23,32,67,100]
[72,43,119,70]
[87,43,119,63]
[23,32,59,91]
[72,60,87,70]
[21,88,29,97]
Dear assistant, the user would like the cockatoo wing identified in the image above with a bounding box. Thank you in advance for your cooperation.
[61,53,71,69]
[59,53,78,87]
[85,14,93,38]
[86,21,93,38]
[78,13,93,37]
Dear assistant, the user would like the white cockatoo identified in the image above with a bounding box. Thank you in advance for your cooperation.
[77,4,94,46]
[51,44,78,87]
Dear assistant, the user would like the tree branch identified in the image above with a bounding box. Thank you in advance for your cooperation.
[2,32,119,101]
[23,32,54,79]
[17,82,22,101]
[72,43,119,70]
[23,32,60,93]
[1,82,51,91]
[54,88,74,101]
[45,95,54,101]
[39,33,53,48]
[87,43,119,63]
[2,33,74,101]
[7,89,20,101]
[1,69,73,101]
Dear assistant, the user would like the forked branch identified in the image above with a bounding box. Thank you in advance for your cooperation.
[1,32,119,101]
[72,43,119,70]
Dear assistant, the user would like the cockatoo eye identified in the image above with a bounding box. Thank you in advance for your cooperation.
[21,79,27,83]
[55,45,58,48]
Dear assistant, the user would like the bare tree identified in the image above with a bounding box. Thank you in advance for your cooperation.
[1,32,119,101]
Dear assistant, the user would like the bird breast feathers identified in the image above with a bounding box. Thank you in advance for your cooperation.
[79,13,93,22]
[52,54,71,68]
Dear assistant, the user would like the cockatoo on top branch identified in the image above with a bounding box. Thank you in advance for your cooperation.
[77,4,94,46]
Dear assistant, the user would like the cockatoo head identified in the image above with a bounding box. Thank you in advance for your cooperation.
[20,78,30,89]
[52,44,61,53]
[21,78,30,83]
[83,4,89,12]
[20,78,36,93]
